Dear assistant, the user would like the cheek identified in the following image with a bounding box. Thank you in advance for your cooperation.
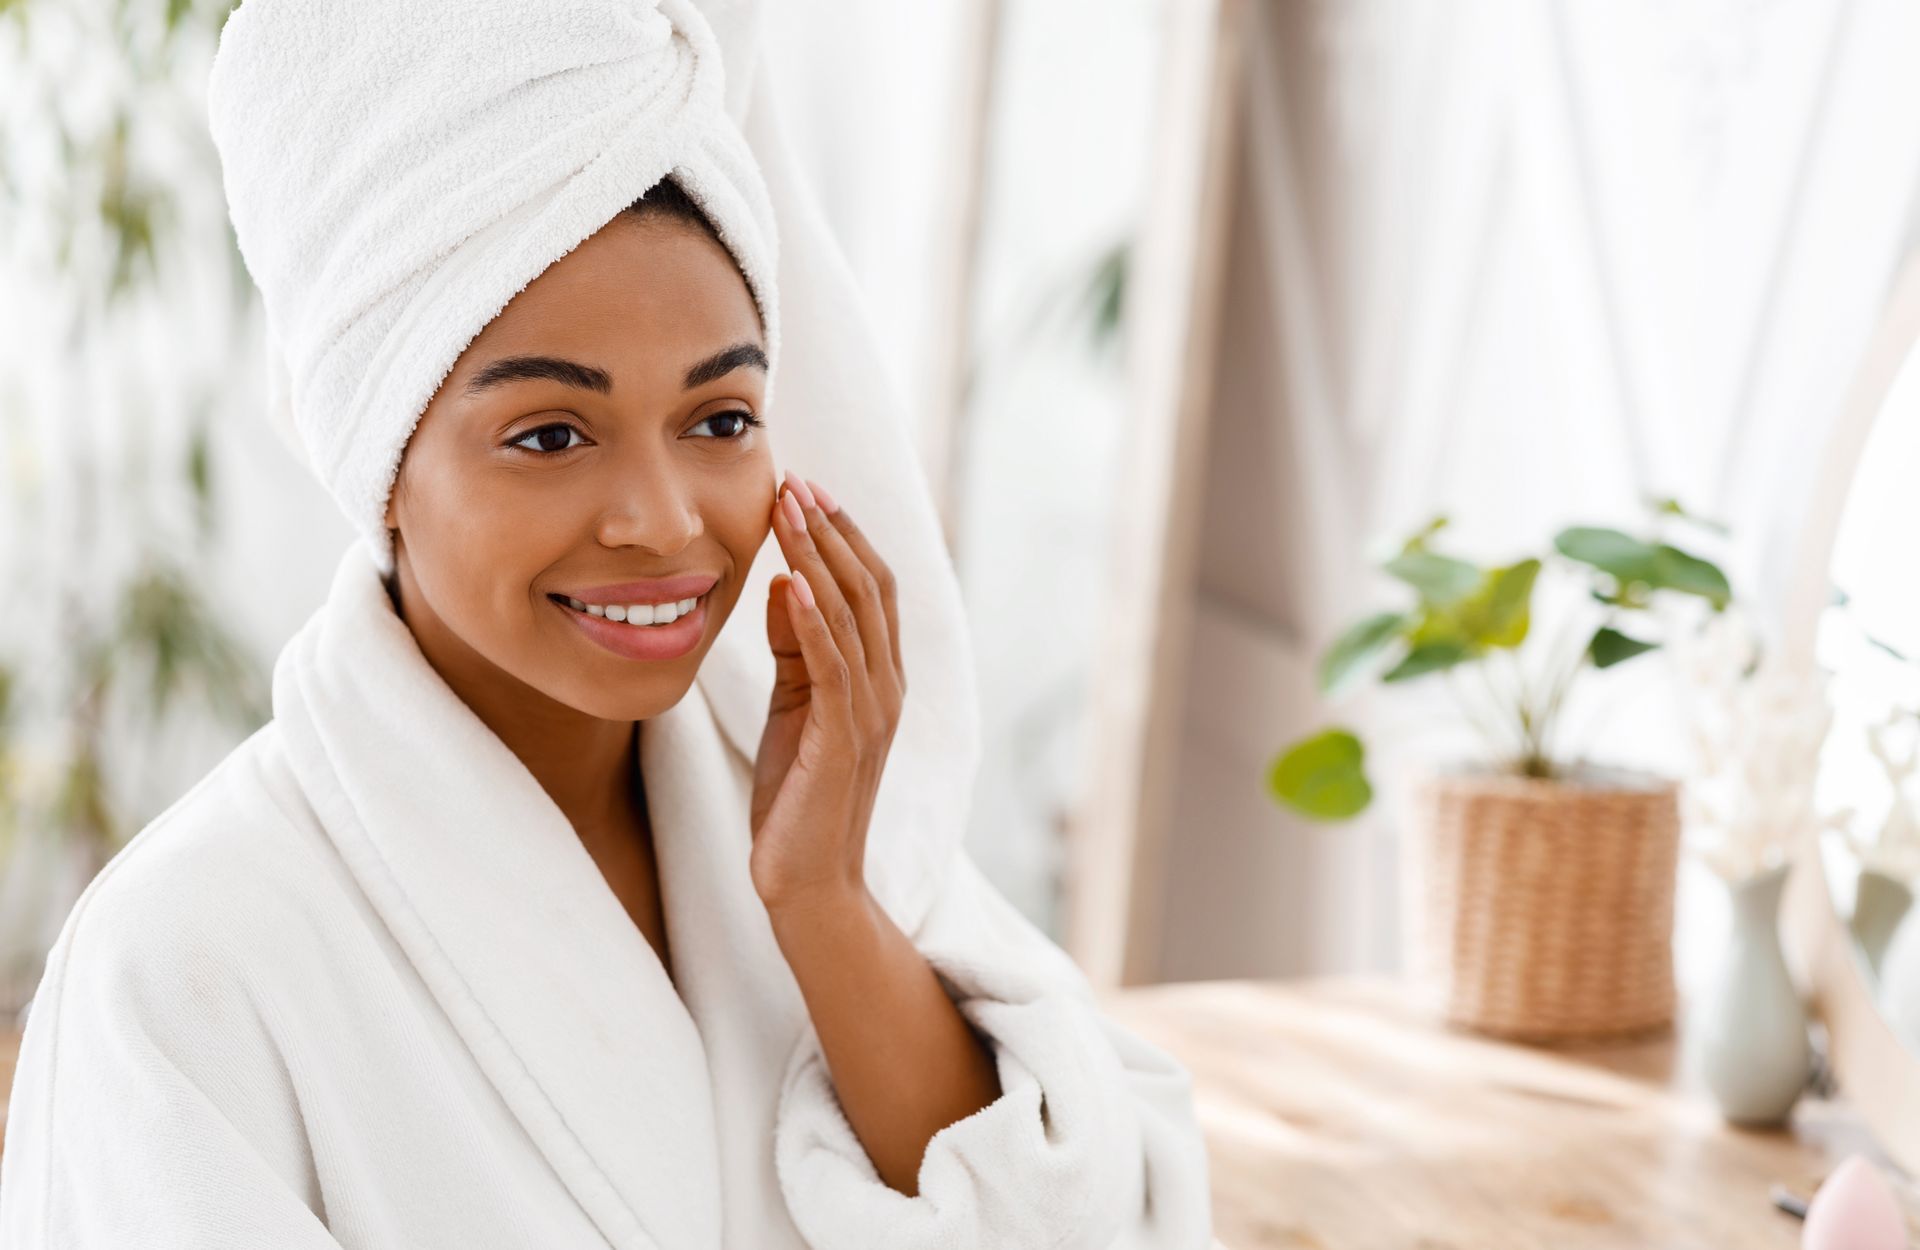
[401,460,563,615]
[433,456,581,546]
[678,465,775,632]
[699,465,776,560]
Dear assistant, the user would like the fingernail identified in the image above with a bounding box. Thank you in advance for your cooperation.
[781,487,806,531]
[790,570,815,609]
[786,470,818,511]
[808,478,839,514]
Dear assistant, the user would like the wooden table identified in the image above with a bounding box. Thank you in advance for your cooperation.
[1100,975,1920,1249]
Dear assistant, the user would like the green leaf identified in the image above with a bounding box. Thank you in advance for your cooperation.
[1866,631,1910,664]
[1383,551,1481,605]
[1406,612,1470,649]
[1267,728,1373,820]
[1558,526,1732,610]
[1650,544,1731,609]
[1398,515,1451,555]
[1454,559,1540,649]
[113,558,268,730]
[1590,626,1658,669]
[1077,241,1129,359]
[1591,584,1651,610]
[186,420,212,504]
[1382,640,1471,683]
[1648,495,1731,536]
[1554,527,1661,584]
[186,414,216,536]
[1318,612,1410,696]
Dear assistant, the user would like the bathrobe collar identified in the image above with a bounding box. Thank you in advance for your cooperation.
[269,542,807,1249]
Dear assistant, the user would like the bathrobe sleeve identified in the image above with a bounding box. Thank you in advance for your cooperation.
[771,848,1214,1250]
[0,867,338,1248]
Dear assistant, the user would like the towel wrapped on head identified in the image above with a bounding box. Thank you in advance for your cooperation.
[208,0,780,579]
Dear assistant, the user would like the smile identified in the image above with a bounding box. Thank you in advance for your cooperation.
[549,591,710,662]
[551,593,701,627]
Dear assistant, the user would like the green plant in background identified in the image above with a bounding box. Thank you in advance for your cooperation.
[1006,237,1131,378]
[3,419,267,873]
[48,555,270,875]
[1068,239,1128,365]
[1267,499,1733,820]
[1,0,265,892]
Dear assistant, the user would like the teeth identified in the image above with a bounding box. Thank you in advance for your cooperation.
[562,594,700,627]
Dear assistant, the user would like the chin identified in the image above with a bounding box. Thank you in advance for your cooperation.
[559,689,681,724]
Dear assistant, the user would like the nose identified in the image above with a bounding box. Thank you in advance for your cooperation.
[593,454,702,555]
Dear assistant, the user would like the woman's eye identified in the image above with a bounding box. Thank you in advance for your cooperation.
[510,423,586,454]
[690,409,765,440]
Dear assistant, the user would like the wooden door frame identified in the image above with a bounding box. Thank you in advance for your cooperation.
[1064,0,1248,989]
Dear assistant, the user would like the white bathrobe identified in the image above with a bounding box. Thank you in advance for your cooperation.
[0,540,1216,1248]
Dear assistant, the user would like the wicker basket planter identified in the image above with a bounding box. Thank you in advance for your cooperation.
[1399,766,1682,1044]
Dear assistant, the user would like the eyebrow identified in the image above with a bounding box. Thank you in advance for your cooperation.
[683,342,769,388]
[463,342,768,397]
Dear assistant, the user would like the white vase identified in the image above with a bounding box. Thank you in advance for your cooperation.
[1686,861,1813,1126]
[1851,867,1913,981]
[1877,903,1920,1053]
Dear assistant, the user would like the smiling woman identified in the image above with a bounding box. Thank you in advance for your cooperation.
[0,0,1215,1244]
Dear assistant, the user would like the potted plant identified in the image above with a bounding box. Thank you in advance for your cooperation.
[1267,502,1732,1042]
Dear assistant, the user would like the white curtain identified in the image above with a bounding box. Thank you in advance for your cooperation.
[1149,0,1920,984]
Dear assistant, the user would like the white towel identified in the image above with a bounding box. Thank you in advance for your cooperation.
[208,0,783,579]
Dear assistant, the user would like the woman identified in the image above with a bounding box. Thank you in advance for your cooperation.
[0,1,1214,1247]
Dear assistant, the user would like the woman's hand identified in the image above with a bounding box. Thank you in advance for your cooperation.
[752,478,997,1194]
[751,469,906,913]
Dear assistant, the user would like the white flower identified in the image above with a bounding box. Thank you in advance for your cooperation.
[1847,713,1920,881]
[1673,608,1839,883]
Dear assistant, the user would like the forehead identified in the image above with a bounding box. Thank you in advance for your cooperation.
[455,217,764,384]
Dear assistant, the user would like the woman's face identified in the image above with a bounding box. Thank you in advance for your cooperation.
[384,211,774,723]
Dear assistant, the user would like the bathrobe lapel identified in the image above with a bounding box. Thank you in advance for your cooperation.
[640,673,818,1243]
[270,546,726,1250]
